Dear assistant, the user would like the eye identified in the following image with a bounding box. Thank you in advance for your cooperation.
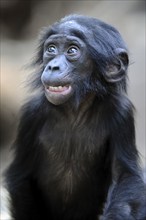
[46,45,57,54]
[67,45,80,56]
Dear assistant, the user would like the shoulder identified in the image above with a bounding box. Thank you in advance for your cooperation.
[21,95,50,119]
[99,94,135,127]
[17,95,52,133]
[110,94,134,117]
[107,94,135,130]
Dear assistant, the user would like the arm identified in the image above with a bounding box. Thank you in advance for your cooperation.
[102,96,146,220]
[5,97,47,220]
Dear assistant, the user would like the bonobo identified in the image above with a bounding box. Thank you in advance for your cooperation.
[6,14,146,220]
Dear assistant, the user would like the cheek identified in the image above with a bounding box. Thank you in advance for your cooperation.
[43,53,53,67]
[77,58,94,76]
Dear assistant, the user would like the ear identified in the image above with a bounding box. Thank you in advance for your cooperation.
[104,48,129,83]
[115,48,129,67]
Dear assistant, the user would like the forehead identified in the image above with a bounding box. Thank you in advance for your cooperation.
[45,34,83,45]
[47,20,88,40]
[44,20,89,46]
[58,20,86,34]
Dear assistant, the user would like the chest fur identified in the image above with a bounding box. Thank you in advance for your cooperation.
[37,117,108,205]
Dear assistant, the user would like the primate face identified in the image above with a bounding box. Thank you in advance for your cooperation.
[41,23,93,105]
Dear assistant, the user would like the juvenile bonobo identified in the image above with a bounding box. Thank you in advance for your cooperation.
[6,14,146,220]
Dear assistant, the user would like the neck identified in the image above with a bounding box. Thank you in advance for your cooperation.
[62,92,96,126]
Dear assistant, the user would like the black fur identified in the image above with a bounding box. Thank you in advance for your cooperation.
[6,15,146,220]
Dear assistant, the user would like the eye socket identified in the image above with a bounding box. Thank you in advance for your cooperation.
[46,44,57,54]
[67,45,80,56]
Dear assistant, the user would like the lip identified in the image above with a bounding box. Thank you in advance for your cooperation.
[45,85,72,95]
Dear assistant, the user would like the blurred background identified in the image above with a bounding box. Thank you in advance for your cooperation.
[0,1,145,218]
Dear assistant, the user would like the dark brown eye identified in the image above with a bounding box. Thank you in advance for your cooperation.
[67,45,79,55]
[47,45,57,54]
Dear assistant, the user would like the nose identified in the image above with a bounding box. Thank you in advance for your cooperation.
[47,57,61,72]
[46,55,68,73]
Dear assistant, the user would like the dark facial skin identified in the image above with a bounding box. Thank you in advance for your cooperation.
[41,34,93,105]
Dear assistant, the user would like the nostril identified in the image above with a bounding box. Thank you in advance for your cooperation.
[48,66,59,71]
[53,66,59,71]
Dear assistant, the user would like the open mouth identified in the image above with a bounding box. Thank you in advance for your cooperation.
[46,85,72,95]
